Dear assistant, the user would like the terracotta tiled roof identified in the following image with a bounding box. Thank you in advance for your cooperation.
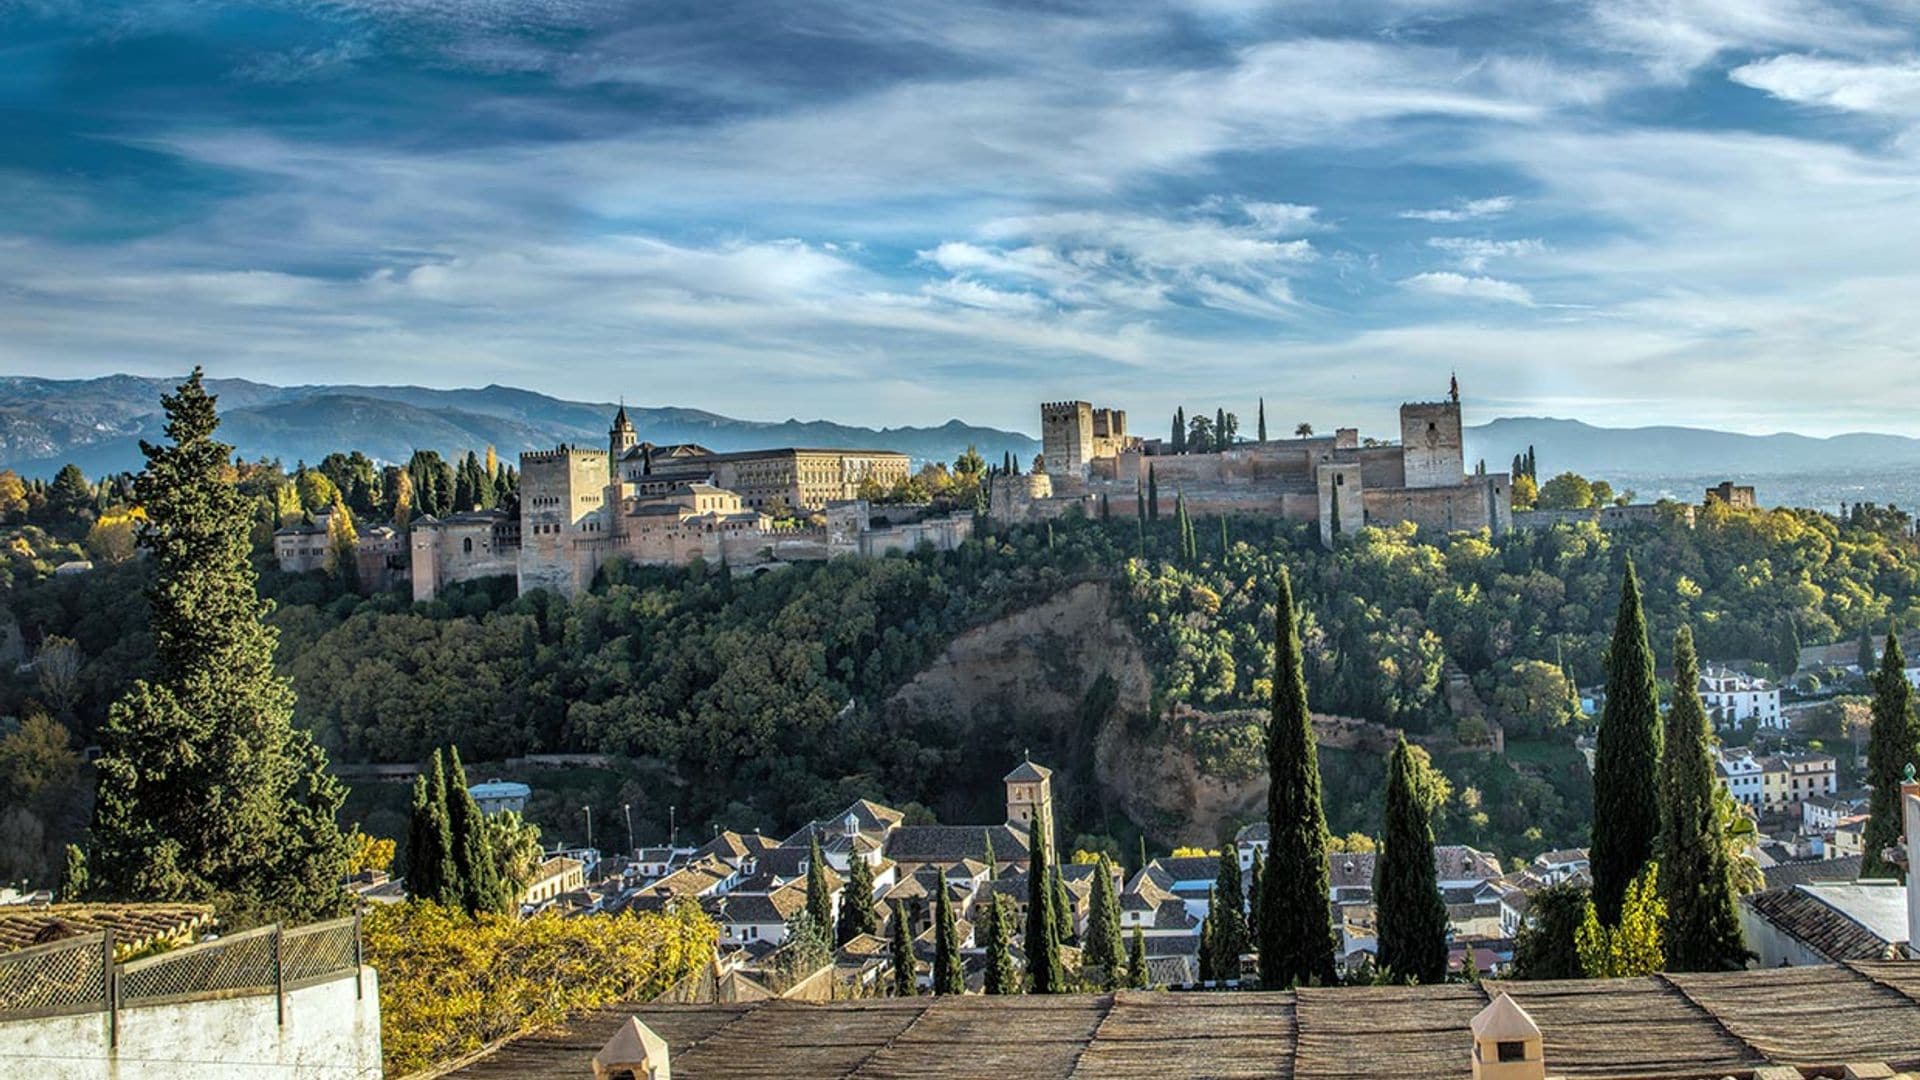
[1743,886,1901,962]
[0,903,214,956]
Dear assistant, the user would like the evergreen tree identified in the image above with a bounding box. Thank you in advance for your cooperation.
[1575,865,1665,977]
[1126,925,1147,988]
[1258,566,1338,987]
[405,756,458,905]
[1220,516,1230,559]
[1246,848,1264,931]
[1658,627,1750,971]
[1864,631,1920,880]
[1512,883,1588,980]
[1326,483,1341,543]
[1024,806,1063,992]
[1774,615,1802,679]
[933,878,964,994]
[1211,847,1248,975]
[807,832,836,931]
[326,496,358,589]
[1858,630,1879,679]
[1197,905,1215,982]
[59,843,88,901]
[87,369,346,922]
[1100,493,1111,521]
[890,900,918,996]
[1083,855,1124,988]
[1172,408,1186,453]
[1216,407,1229,449]
[1257,398,1267,442]
[1147,467,1159,521]
[1591,559,1662,925]
[838,854,878,945]
[442,747,505,915]
[1374,734,1448,984]
[1052,866,1073,944]
[982,894,1019,994]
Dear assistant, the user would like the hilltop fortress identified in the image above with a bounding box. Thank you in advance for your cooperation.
[997,383,1512,543]
[410,406,966,601]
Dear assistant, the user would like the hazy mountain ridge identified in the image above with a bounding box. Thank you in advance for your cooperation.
[0,376,1043,477]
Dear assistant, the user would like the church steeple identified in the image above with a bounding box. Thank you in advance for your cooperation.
[609,400,638,461]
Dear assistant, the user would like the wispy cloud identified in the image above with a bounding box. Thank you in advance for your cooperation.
[1400,271,1535,304]
[1400,196,1515,222]
[1731,53,1920,117]
[1427,236,1547,271]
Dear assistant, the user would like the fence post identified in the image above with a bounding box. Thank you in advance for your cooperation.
[353,911,364,1000]
[273,923,285,1027]
[103,929,117,1050]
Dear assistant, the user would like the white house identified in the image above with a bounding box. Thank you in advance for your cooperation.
[1717,749,1766,810]
[1698,666,1782,729]
[469,778,531,815]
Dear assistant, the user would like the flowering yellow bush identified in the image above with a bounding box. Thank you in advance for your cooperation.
[364,900,716,1075]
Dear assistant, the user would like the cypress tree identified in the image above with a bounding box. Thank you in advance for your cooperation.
[839,854,878,945]
[1147,467,1159,521]
[1052,866,1073,944]
[983,894,1019,994]
[1212,847,1248,975]
[890,900,918,996]
[1025,806,1063,992]
[1864,631,1920,880]
[1374,734,1448,984]
[1658,626,1751,971]
[1126,925,1147,988]
[1216,407,1228,449]
[1100,493,1111,521]
[1083,855,1124,987]
[1775,616,1802,679]
[807,832,836,931]
[1257,397,1267,442]
[1172,408,1186,453]
[87,369,346,922]
[443,746,506,915]
[1220,516,1230,559]
[933,878,964,994]
[411,754,459,905]
[1258,566,1338,987]
[1247,847,1264,932]
[1197,905,1215,982]
[1859,630,1879,679]
[1591,559,1662,925]
[1326,482,1342,543]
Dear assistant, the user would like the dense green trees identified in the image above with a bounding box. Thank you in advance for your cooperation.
[405,746,513,915]
[1512,883,1588,979]
[404,758,456,905]
[1375,734,1448,984]
[1658,628,1749,971]
[84,370,347,923]
[1083,855,1123,988]
[1590,561,1661,925]
[1863,632,1920,880]
[1258,566,1338,988]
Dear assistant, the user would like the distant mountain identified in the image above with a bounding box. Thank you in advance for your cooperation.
[1464,417,1920,477]
[0,376,1041,478]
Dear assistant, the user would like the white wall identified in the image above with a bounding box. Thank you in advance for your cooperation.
[0,967,381,1079]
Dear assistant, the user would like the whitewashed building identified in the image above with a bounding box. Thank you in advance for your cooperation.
[1698,667,1783,729]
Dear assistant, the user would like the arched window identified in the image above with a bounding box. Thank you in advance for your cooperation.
[463,537,473,554]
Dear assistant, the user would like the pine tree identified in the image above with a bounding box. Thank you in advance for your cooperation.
[1258,566,1338,987]
[983,894,1019,994]
[1864,631,1920,880]
[1591,559,1662,925]
[1083,855,1123,988]
[1025,806,1063,992]
[1211,847,1247,977]
[1374,735,1448,984]
[1257,398,1267,442]
[1658,627,1750,971]
[890,901,918,996]
[807,832,836,931]
[87,369,346,922]
[933,877,964,994]
[1126,925,1147,988]
[838,854,878,945]
[405,755,458,905]
[444,747,508,914]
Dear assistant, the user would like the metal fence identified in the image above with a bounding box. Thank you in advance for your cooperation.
[0,915,362,1039]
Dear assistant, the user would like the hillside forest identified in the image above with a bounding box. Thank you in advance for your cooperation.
[5,451,1920,886]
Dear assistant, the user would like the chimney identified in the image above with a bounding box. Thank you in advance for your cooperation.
[1471,993,1545,1080]
[1902,764,1920,960]
[593,1016,670,1080]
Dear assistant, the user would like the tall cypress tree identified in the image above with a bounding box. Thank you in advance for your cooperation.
[890,900,918,996]
[1172,408,1186,453]
[1052,866,1073,944]
[1247,847,1264,930]
[403,770,455,905]
[1591,559,1662,925]
[1025,806,1063,992]
[1197,905,1215,982]
[806,832,836,931]
[1864,631,1920,880]
[87,369,346,922]
[1858,630,1879,680]
[443,746,506,915]
[1374,735,1448,984]
[1258,566,1338,987]
[1211,847,1248,974]
[1083,855,1124,988]
[933,878,964,994]
[982,894,1018,994]
[1147,467,1160,522]
[1257,398,1267,442]
[1126,925,1147,988]
[1216,407,1229,449]
[838,854,878,945]
[1658,626,1750,970]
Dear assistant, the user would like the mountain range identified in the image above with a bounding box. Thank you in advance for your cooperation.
[5,377,1919,514]
[0,376,1042,478]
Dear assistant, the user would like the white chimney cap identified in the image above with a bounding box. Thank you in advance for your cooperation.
[1472,993,1541,1041]
[593,1016,670,1080]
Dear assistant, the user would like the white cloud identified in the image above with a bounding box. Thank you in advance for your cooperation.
[1400,195,1515,222]
[1731,53,1920,116]
[1584,0,1900,82]
[1400,271,1535,304]
[1427,236,1547,270]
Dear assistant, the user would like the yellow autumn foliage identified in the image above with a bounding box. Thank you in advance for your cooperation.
[364,899,716,1075]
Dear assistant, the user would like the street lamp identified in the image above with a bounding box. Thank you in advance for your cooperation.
[622,803,634,858]
[669,804,677,848]
[582,805,593,853]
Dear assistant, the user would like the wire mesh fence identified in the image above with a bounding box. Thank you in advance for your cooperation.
[0,933,109,1019]
[1,915,361,1026]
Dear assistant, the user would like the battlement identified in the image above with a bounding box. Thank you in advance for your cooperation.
[521,445,605,464]
[1041,401,1093,416]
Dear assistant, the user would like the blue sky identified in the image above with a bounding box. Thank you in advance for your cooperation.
[4,0,1920,437]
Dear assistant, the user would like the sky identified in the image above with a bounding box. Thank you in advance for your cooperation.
[4,1,1920,438]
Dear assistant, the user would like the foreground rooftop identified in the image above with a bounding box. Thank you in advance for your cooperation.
[447,961,1920,1079]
